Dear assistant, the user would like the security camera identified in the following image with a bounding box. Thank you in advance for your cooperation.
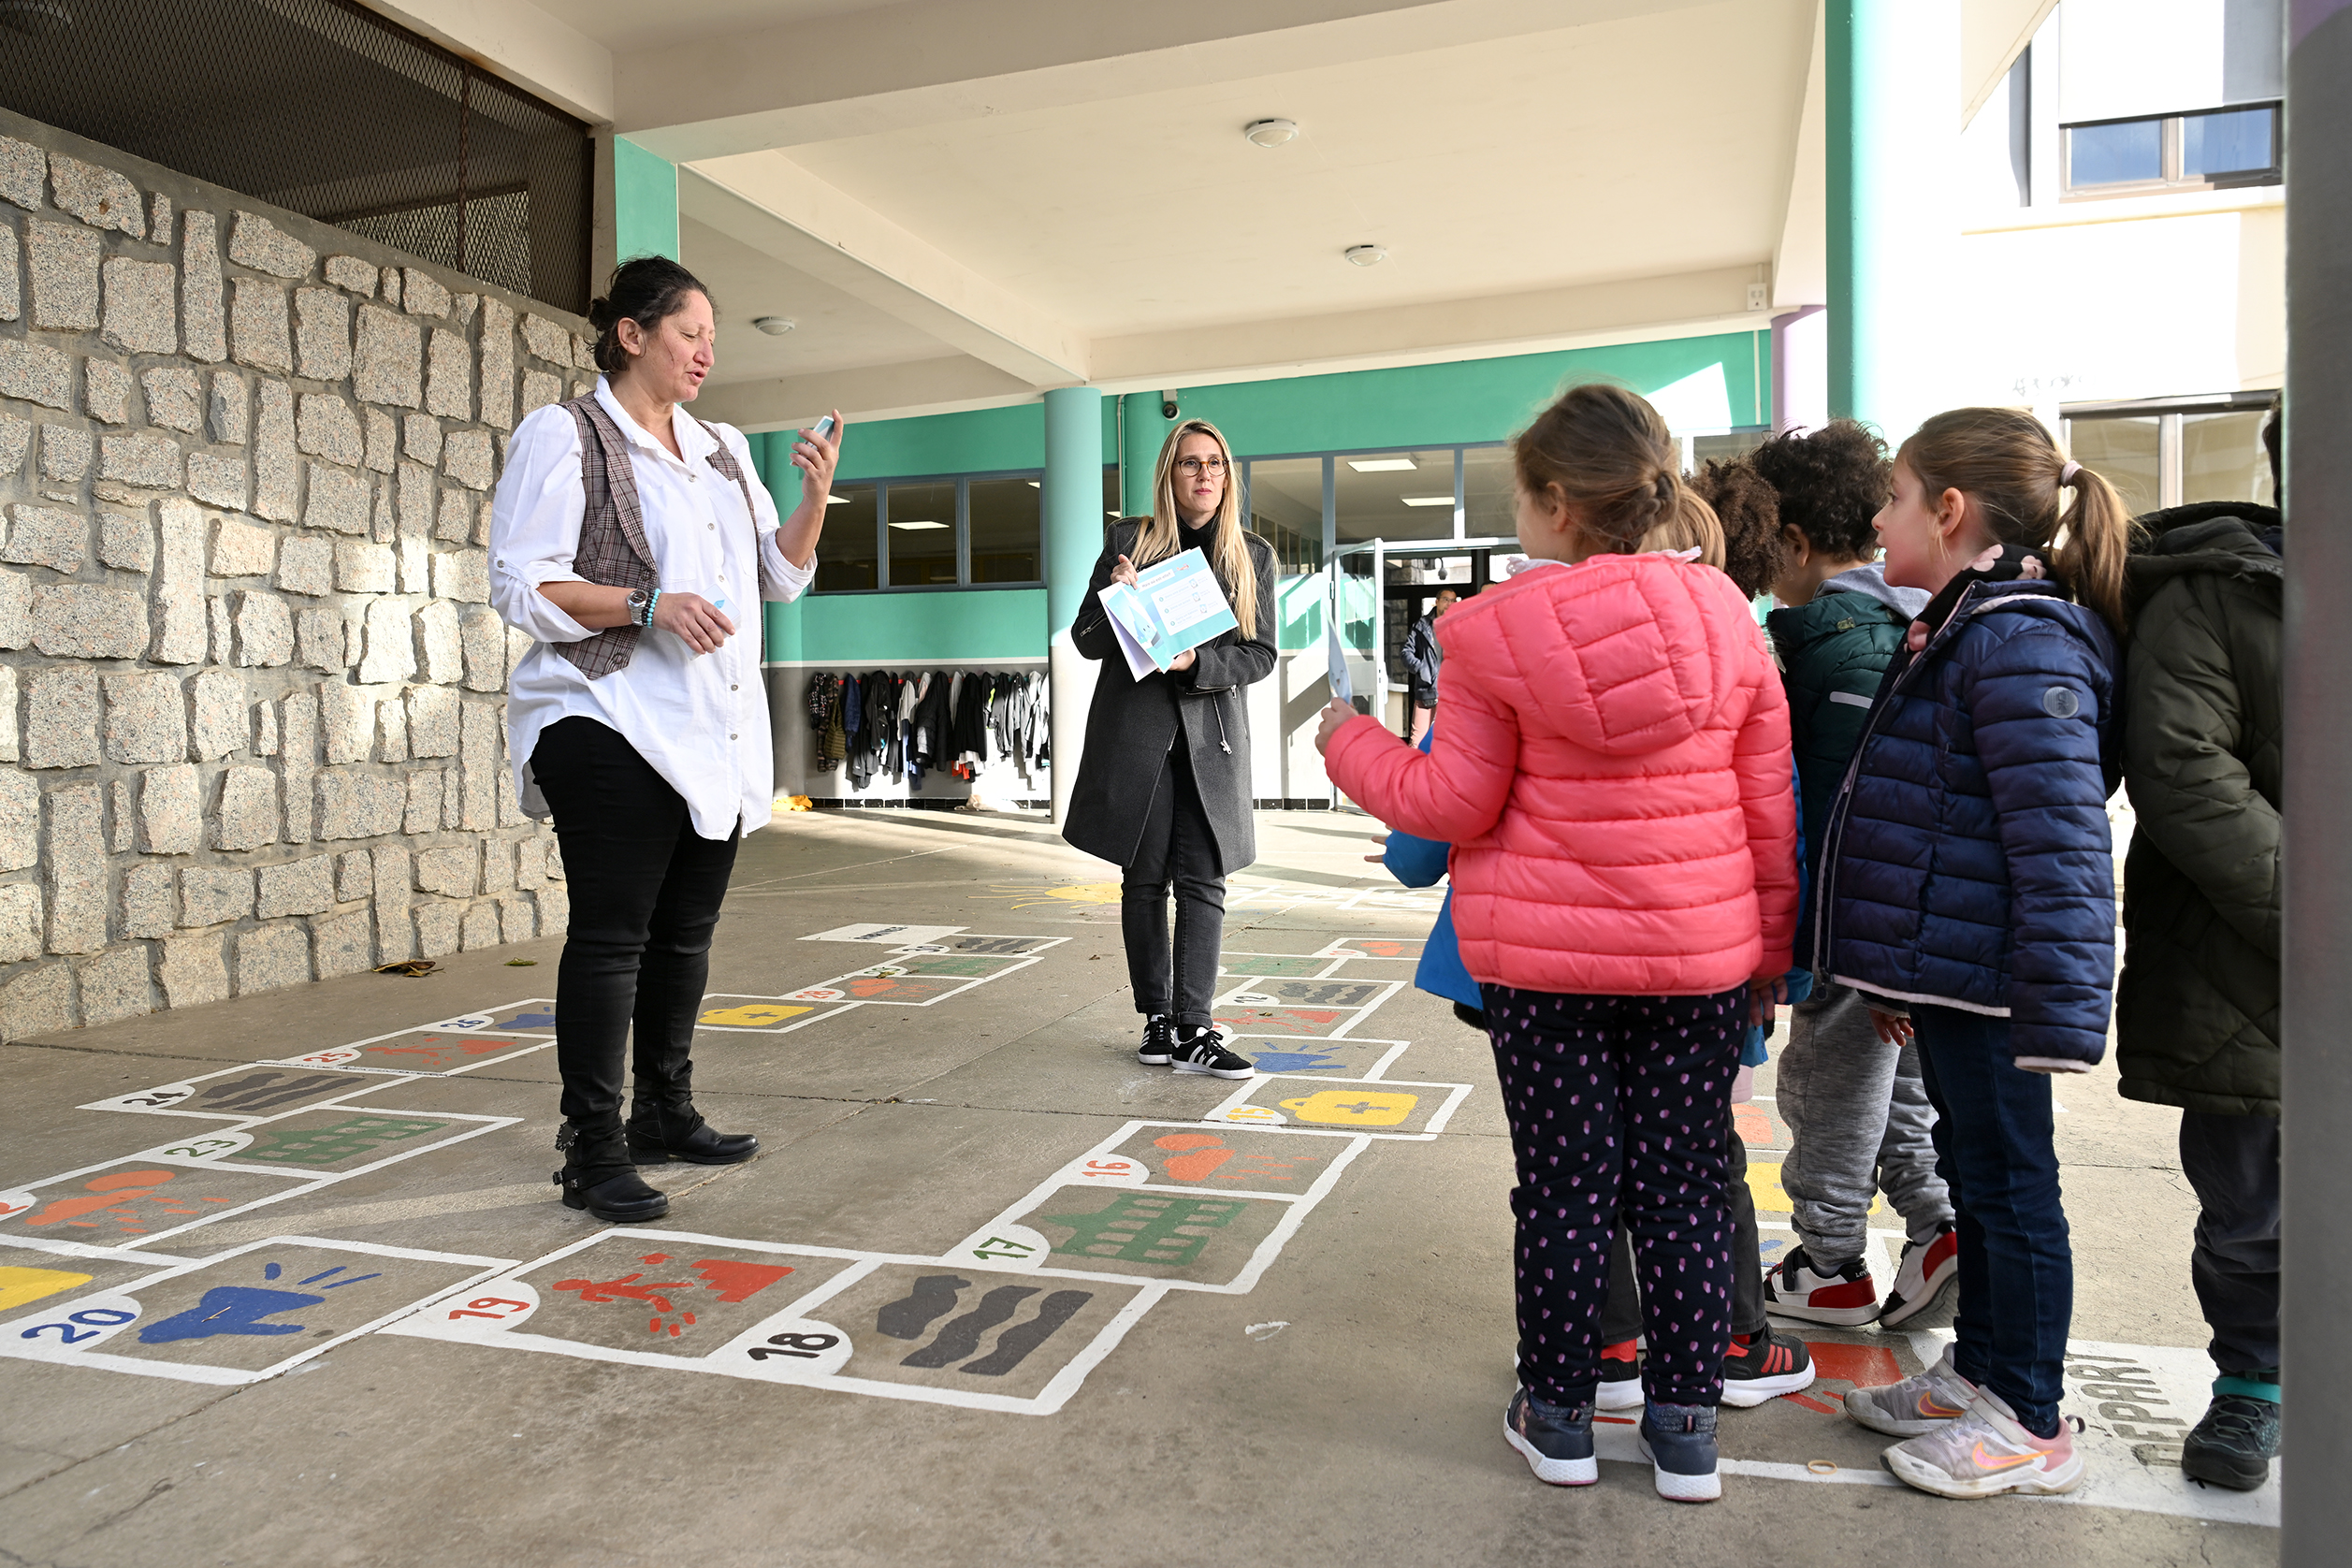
[1161,397,1179,420]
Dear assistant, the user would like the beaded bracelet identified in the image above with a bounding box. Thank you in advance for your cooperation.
[641,588,661,628]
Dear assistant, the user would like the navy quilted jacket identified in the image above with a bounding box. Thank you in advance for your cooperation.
[1817,581,2121,1068]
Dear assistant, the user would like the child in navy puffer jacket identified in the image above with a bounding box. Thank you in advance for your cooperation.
[1819,408,2134,1502]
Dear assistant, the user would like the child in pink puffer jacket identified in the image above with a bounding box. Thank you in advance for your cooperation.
[1316,384,1796,1503]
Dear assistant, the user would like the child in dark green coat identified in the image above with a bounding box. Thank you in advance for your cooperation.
[1693,426,1956,1330]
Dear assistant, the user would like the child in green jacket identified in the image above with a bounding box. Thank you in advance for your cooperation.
[1694,425,1957,1328]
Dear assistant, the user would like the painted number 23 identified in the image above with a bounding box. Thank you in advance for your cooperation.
[748,1332,839,1361]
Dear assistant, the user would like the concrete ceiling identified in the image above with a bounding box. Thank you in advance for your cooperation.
[369,0,2028,430]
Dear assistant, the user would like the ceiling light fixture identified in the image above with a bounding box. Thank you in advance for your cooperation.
[1348,457,1416,472]
[1244,119,1299,148]
[823,494,850,505]
[1400,496,1456,507]
[1344,244,1387,267]
[888,520,949,530]
[752,316,796,336]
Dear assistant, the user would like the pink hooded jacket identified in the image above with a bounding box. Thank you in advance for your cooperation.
[1326,553,1796,996]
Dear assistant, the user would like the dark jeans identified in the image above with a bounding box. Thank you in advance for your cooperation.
[1911,1004,2071,1438]
[1484,982,1747,1407]
[1121,738,1226,1031]
[2180,1111,2280,1375]
[530,717,739,1139]
[1601,1118,1766,1343]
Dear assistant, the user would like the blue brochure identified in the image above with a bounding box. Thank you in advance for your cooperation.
[1099,547,1239,677]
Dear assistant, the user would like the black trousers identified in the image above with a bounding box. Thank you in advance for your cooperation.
[530,717,740,1138]
[2180,1111,2280,1374]
[1121,737,1226,1031]
[1602,1118,1767,1343]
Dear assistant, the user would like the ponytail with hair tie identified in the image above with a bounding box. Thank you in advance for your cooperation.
[1898,408,2138,638]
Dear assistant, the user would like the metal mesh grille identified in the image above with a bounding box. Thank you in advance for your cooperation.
[0,0,592,312]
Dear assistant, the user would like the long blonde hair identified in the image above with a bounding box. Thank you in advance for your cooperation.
[1132,418,1259,640]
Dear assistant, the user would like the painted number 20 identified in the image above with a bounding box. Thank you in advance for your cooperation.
[748,1332,839,1361]
[22,1308,138,1343]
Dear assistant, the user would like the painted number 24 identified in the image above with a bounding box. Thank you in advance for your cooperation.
[22,1308,137,1343]
[748,1332,839,1361]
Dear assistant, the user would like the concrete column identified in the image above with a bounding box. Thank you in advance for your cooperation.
[2281,4,2351,1560]
[1045,387,1106,825]
[1120,391,1169,518]
[614,136,680,264]
[1825,1,1957,445]
[1771,305,1827,433]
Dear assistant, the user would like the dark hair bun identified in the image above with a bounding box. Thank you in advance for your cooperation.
[586,295,617,331]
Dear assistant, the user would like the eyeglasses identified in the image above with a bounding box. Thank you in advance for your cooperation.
[1175,457,1228,477]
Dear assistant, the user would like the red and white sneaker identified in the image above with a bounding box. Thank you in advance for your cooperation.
[1763,1245,1880,1327]
[1597,1338,1645,1410]
[1882,1386,2085,1499]
[1720,1328,1816,1407]
[1878,1223,1960,1328]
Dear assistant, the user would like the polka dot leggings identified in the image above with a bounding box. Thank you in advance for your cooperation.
[1482,981,1747,1409]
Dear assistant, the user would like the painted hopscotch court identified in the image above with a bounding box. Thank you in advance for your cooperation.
[0,881,2272,1531]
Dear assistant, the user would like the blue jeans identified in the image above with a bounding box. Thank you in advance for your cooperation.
[1911,1004,2071,1438]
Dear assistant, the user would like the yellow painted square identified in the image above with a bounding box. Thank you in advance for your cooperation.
[0,1266,94,1312]
[1276,1089,1419,1127]
[697,1003,814,1028]
[1746,1161,1882,1215]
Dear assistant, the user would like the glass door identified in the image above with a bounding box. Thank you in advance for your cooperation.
[1330,539,1385,716]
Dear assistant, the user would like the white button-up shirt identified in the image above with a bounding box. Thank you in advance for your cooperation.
[490,378,814,838]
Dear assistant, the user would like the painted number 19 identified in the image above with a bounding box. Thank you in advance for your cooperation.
[748,1332,839,1361]
[446,1297,530,1321]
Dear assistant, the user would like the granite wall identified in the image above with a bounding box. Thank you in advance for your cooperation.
[0,108,602,1039]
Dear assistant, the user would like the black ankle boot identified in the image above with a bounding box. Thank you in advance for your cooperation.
[625,1104,759,1166]
[553,1124,669,1223]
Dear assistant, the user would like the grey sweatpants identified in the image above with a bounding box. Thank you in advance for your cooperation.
[1776,982,1953,1269]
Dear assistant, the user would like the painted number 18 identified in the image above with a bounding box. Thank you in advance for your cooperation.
[748,1332,839,1361]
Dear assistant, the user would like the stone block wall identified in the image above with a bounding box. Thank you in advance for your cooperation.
[0,109,603,1040]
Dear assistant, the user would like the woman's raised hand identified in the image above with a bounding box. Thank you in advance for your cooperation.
[1110,554,1140,589]
[792,410,845,499]
[1313,697,1354,755]
[652,591,734,655]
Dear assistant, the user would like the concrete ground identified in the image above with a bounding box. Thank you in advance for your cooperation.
[0,809,2276,1567]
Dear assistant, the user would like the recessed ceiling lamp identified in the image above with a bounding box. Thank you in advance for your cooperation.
[889,519,949,530]
[823,494,850,505]
[752,316,796,336]
[1400,496,1456,507]
[1344,244,1387,267]
[1244,119,1299,148]
[1348,457,1416,472]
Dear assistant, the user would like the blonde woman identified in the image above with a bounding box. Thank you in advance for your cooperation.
[1064,420,1278,1078]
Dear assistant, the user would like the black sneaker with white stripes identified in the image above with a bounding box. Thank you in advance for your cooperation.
[1169,1026,1255,1078]
[1136,1014,1175,1067]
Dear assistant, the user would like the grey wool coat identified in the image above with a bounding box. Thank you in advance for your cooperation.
[1061,519,1279,873]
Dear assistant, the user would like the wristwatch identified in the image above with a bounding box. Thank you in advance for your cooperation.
[625,587,653,627]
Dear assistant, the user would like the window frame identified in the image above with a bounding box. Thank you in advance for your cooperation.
[813,467,1048,594]
[2061,101,2282,200]
[2062,390,2277,512]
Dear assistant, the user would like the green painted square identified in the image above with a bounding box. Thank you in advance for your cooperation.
[242,1115,450,1169]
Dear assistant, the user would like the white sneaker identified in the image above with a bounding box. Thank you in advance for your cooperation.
[1844,1343,1978,1437]
[1879,1223,1959,1328]
[1763,1245,1880,1327]
[1882,1386,2084,1499]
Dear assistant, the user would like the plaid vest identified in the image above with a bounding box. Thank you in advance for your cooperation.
[554,395,762,679]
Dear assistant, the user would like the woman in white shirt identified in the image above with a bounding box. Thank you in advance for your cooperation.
[490,256,841,1223]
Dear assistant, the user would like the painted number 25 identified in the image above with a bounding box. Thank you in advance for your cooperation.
[22,1308,137,1343]
[748,1332,839,1361]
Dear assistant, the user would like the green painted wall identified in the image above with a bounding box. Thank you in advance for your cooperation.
[615,137,680,264]
[765,588,1045,667]
[762,330,1770,667]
